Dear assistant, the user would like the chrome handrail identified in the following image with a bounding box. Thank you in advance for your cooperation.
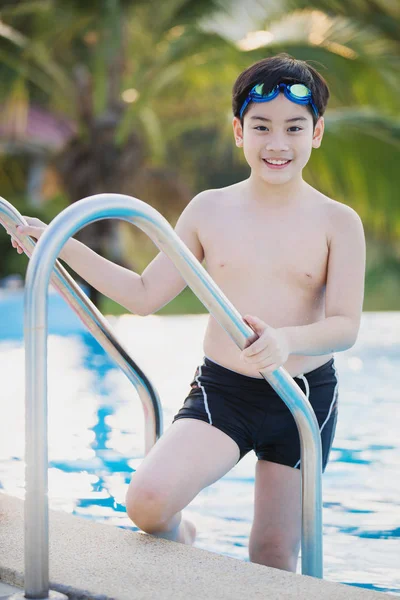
[0,197,163,455]
[22,193,323,599]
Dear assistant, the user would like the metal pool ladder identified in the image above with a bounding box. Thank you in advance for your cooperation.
[0,194,324,600]
[0,196,162,599]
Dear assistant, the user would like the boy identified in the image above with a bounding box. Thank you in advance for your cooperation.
[10,54,365,573]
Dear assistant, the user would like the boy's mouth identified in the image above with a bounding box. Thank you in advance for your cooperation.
[262,158,292,169]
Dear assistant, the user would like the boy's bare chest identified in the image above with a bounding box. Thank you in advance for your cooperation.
[200,208,329,292]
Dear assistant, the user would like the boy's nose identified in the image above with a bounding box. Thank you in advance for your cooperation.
[265,135,290,152]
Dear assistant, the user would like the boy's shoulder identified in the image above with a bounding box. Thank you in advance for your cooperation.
[190,182,242,204]
[309,189,364,245]
[321,192,362,225]
[186,182,243,215]
[308,187,362,222]
[176,183,241,234]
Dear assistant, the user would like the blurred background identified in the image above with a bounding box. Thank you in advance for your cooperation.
[0,0,399,313]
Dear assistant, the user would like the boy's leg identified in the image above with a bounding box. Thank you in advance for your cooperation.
[249,460,302,572]
[126,418,240,543]
[249,361,338,571]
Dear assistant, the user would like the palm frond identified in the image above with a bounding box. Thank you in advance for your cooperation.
[305,110,400,238]
[281,0,400,41]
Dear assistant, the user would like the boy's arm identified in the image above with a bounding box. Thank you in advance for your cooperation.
[14,193,206,316]
[241,203,366,371]
[139,195,206,315]
[283,203,366,354]
[63,193,206,316]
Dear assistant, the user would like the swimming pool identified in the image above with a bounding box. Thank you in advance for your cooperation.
[0,306,399,595]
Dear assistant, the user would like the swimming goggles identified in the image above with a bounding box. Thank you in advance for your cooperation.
[239,82,318,119]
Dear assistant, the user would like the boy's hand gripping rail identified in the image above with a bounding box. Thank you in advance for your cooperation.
[13,194,323,599]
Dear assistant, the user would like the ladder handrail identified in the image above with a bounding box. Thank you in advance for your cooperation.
[22,193,323,598]
[0,197,163,456]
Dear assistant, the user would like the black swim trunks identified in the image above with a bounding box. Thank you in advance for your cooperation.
[172,357,338,472]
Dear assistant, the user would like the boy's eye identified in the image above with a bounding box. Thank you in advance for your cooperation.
[253,126,303,132]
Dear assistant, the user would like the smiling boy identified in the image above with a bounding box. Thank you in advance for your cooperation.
[11,54,365,572]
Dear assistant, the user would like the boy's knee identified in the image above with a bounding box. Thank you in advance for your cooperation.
[125,481,169,532]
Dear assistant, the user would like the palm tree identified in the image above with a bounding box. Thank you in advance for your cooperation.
[0,0,242,303]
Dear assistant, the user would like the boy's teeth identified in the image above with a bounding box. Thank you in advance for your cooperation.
[266,159,290,165]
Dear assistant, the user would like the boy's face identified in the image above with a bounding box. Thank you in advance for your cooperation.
[232,93,324,186]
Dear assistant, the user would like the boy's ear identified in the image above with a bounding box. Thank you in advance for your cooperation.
[232,117,243,147]
[312,116,324,148]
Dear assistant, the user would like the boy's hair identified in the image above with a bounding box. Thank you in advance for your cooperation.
[232,53,330,126]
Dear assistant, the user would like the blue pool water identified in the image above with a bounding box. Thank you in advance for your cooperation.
[0,299,399,594]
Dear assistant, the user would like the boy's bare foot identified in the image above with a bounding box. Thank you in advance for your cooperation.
[177,519,196,545]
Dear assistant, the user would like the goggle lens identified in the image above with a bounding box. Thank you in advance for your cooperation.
[253,83,266,96]
[288,83,310,98]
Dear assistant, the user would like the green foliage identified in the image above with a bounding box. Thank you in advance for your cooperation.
[1,0,400,311]
[100,285,206,316]
[363,236,400,310]
[305,109,400,238]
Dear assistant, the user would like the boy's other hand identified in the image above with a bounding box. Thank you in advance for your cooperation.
[8,217,47,254]
[241,314,290,373]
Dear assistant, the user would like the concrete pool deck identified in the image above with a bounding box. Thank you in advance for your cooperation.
[0,493,391,600]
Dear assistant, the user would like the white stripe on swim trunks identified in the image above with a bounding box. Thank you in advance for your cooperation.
[293,365,338,469]
[196,365,213,425]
